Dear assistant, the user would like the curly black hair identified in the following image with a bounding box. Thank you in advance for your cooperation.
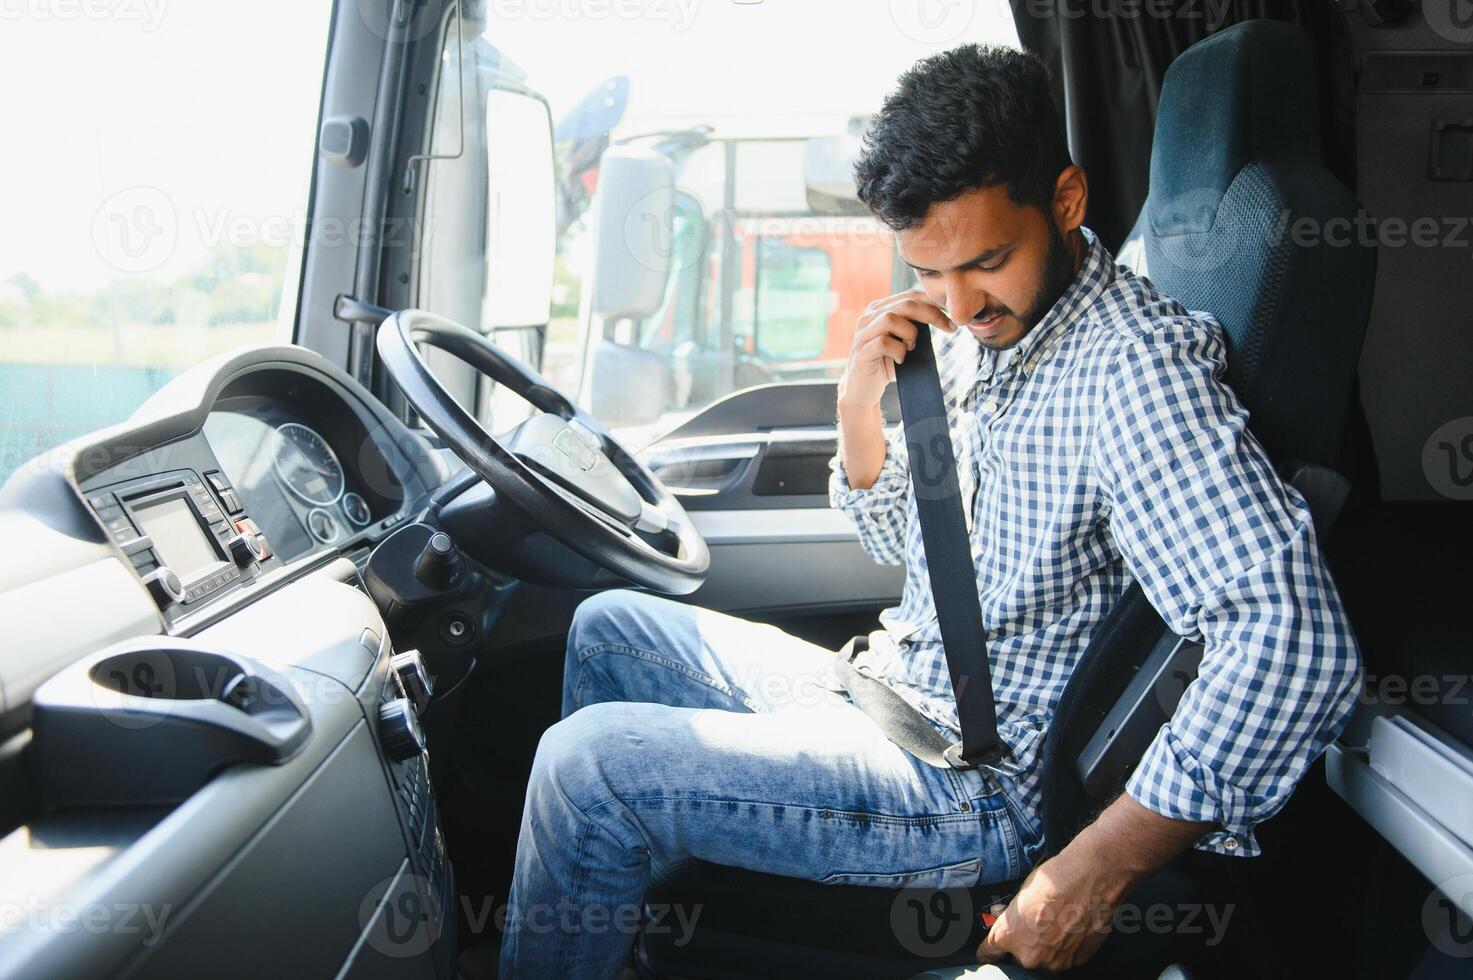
[854,44,1072,231]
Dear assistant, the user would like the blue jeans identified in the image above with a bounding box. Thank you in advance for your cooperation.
[498,590,1039,979]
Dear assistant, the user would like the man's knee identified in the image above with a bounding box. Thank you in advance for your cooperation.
[529,703,654,816]
[566,589,657,662]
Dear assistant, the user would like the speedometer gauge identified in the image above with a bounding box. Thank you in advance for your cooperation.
[272,423,345,506]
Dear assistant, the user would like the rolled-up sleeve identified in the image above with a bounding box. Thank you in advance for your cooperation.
[828,421,911,566]
[1090,319,1362,857]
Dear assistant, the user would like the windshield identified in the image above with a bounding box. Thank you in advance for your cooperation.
[485,0,1018,449]
[0,2,332,485]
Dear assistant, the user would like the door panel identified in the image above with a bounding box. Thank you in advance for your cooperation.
[639,380,904,617]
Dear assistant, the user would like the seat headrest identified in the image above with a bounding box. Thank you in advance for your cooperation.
[1148,20,1319,236]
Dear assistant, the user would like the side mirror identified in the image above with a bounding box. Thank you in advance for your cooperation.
[803,120,870,216]
[589,146,676,320]
[484,87,557,330]
[589,342,667,427]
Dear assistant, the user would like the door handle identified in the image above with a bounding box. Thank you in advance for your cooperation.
[643,443,760,493]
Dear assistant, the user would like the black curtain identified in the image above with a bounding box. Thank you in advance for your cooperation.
[1009,0,1357,250]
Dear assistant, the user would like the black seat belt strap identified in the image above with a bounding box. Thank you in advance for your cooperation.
[892,322,1003,769]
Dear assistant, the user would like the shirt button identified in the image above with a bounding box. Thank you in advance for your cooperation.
[1223,836,1239,851]
[981,399,999,415]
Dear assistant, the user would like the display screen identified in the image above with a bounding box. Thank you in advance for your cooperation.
[133,496,220,580]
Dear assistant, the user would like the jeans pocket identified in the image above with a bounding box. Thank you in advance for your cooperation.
[819,855,982,890]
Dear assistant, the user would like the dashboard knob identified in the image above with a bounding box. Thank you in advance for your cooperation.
[226,531,266,567]
[413,531,461,591]
[378,697,425,762]
[141,567,184,606]
[390,650,433,714]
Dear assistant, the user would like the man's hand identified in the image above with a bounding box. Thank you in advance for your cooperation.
[976,794,1211,972]
[837,289,956,411]
[836,291,955,490]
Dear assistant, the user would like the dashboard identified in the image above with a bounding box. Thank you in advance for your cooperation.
[204,376,410,564]
[65,348,448,634]
[0,344,461,979]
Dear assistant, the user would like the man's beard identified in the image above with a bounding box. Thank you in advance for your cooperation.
[972,226,1078,351]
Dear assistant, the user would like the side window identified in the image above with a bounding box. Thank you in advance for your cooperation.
[752,241,832,365]
[0,5,332,484]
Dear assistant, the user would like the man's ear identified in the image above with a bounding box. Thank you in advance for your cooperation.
[1052,165,1088,235]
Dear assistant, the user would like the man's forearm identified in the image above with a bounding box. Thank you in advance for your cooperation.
[977,793,1211,969]
[1063,793,1211,900]
[837,397,887,490]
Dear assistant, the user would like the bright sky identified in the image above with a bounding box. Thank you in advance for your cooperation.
[0,0,1016,292]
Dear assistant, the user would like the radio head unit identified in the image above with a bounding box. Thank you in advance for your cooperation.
[85,468,274,623]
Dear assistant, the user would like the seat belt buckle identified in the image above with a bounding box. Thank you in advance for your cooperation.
[836,634,870,664]
[943,741,1010,772]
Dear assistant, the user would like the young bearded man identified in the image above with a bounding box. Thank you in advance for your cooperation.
[498,44,1361,978]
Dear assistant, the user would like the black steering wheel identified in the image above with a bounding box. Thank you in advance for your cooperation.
[376,309,708,595]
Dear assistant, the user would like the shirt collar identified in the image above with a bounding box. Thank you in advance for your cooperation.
[968,228,1115,386]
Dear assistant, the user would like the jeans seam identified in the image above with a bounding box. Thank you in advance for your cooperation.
[819,853,982,886]
[986,771,1043,857]
[574,643,757,711]
[993,803,1021,881]
[586,794,982,829]
[554,818,600,969]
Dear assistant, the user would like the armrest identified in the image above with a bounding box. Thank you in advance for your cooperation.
[1075,633,1204,801]
[1071,464,1350,802]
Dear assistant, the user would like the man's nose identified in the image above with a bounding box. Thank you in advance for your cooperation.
[945,281,989,324]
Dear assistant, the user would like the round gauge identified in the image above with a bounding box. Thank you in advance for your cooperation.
[306,507,341,544]
[342,491,372,528]
[272,422,345,506]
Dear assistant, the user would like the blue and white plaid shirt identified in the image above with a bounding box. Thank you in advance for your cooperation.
[829,229,1361,856]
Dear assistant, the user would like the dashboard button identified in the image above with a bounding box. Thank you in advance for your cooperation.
[143,567,185,606]
[227,531,266,568]
[379,698,426,762]
[231,518,272,561]
[390,650,433,714]
[121,535,154,556]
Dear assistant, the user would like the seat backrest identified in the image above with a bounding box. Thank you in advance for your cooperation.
[1042,20,1376,852]
[1118,19,1375,470]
